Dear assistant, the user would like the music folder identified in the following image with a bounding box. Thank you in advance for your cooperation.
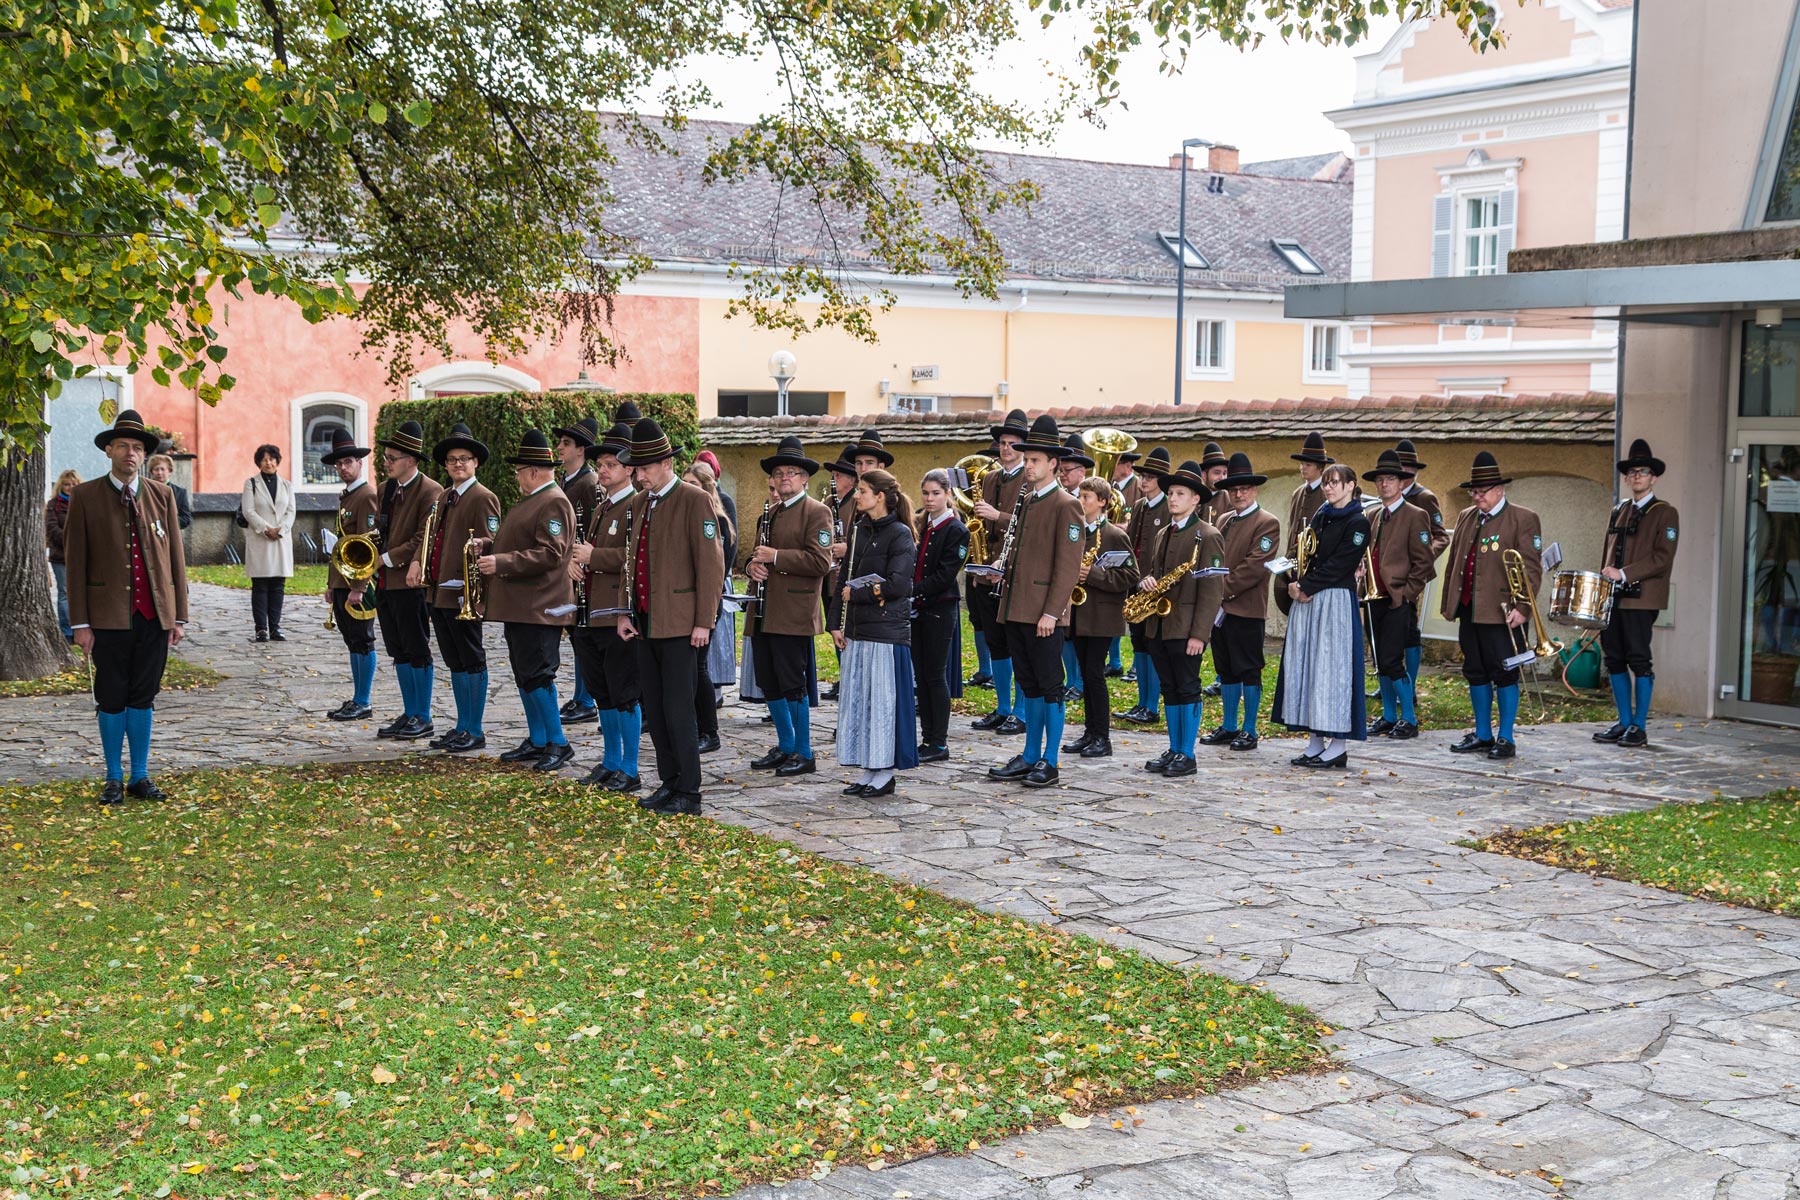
[964,563,1003,579]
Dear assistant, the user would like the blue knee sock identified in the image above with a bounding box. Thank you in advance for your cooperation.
[125,706,153,782]
[1220,682,1242,732]
[416,664,434,723]
[1180,703,1201,757]
[1470,684,1494,741]
[597,706,618,770]
[1021,695,1044,764]
[520,686,544,746]
[1044,700,1065,767]
[1137,656,1161,716]
[1394,675,1417,724]
[351,651,377,706]
[789,697,813,758]
[1378,676,1397,723]
[975,630,992,675]
[768,698,795,754]
[448,672,468,734]
[991,658,1015,716]
[97,710,126,782]
[1242,684,1262,737]
[537,686,567,746]
[572,671,593,710]
[467,670,488,738]
[1609,672,1632,728]
[393,663,414,718]
[1061,642,1080,690]
[1633,674,1654,729]
[1497,684,1520,742]
[621,706,642,775]
[1405,645,1422,687]
[1108,637,1123,672]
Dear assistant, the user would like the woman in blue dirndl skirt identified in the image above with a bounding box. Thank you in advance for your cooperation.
[832,469,920,797]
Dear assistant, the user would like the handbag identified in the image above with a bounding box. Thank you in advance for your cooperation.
[235,505,249,529]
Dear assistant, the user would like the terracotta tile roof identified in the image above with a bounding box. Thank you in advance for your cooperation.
[699,393,1613,447]
[604,118,1350,294]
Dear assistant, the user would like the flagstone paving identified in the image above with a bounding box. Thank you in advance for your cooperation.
[6,583,1800,1198]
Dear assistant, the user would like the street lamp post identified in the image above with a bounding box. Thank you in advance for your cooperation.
[1173,136,1213,408]
[769,350,798,417]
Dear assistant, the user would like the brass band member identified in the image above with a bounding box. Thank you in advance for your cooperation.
[65,409,189,805]
[571,422,642,789]
[986,415,1084,788]
[322,429,380,721]
[1274,463,1371,769]
[835,469,919,797]
[1275,432,1333,617]
[969,438,1003,688]
[472,430,578,771]
[425,423,501,753]
[1200,441,1232,525]
[1064,477,1134,760]
[1395,438,1449,688]
[1439,451,1543,761]
[1136,461,1225,777]
[1056,433,1096,700]
[750,435,834,778]
[1106,446,1146,680]
[619,418,727,815]
[1597,439,1679,748]
[1362,450,1435,740]
[553,414,603,724]
[379,420,445,740]
[821,443,860,702]
[1119,445,1173,724]
[969,409,1032,734]
[911,469,970,763]
[1200,452,1279,752]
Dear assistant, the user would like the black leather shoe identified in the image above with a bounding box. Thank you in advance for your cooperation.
[447,732,485,753]
[1368,717,1397,737]
[429,728,460,749]
[1121,669,1137,683]
[997,715,1027,735]
[611,774,641,793]
[560,705,598,725]
[376,715,410,738]
[392,718,435,742]
[1163,753,1197,777]
[750,747,788,770]
[126,777,167,800]
[1202,681,1221,697]
[971,711,1008,731]
[1229,732,1259,752]
[775,754,816,777]
[917,745,950,763]
[1289,751,1321,766]
[1080,737,1113,759]
[1199,727,1237,747]
[330,702,373,722]
[863,777,896,797]
[1118,706,1157,725]
[1304,753,1348,770]
[842,781,870,796]
[650,793,702,816]
[1487,738,1517,760]
[270,629,288,642]
[697,733,722,754]
[534,742,576,771]
[967,672,993,689]
[1064,685,1085,703]
[988,754,1031,781]
[1387,721,1419,740]
[1104,666,1124,678]
[822,684,840,702]
[1143,750,1176,773]
[1450,732,1495,754]
[1062,733,1094,755]
[499,738,542,763]
[582,764,617,786]
[1619,725,1648,748]
[100,780,125,806]
[1021,760,1060,788]
[1593,722,1627,743]
[251,630,268,643]
[639,785,673,810]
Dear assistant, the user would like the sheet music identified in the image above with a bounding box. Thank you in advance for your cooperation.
[1094,550,1133,569]
[1189,566,1229,578]
[1264,556,1296,574]
[322,528,339,554]
[845,573,885,589]
[544,603,578,617]
[588,606,631,619]
[438,579,464,589]
[964,564,1003,579]
[1541,541,1564,571]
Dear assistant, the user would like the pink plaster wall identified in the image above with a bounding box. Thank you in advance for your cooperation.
[1394,3,1579,84]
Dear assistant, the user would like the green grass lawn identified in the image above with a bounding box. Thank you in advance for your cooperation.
[189,563,331,595]
[0,653,222,699]
[1475,789,1800,915]
[0,761,1325,1197]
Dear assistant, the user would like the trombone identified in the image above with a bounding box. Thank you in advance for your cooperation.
[1502,547,1562,720]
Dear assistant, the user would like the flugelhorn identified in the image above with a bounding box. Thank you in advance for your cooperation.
[458,535,484,620]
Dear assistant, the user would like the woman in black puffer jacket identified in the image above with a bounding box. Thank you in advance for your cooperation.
[831,469,919,797]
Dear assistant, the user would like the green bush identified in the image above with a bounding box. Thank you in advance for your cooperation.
[374,391,698,508]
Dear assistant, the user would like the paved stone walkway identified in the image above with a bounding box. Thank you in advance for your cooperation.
[7,584,1800,1198]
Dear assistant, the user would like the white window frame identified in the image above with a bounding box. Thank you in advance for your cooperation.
[1157,231,1211,270]
[1272,238,1324,275]
[409,360,540,398]
[1186,317,1234,380]
[290,392,368,493]
[1456,189,1506,277]
[1302,322,1347,385]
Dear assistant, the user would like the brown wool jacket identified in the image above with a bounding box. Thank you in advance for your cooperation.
[560,467,600,534]
[427,482,503,610]
[624,478,728,638]
[65,475,189,631]
[474,482,577,626]
[974,463,1028,569]
[377,469,444,589]
[1217,504,1281,619]
[995,485,1085,627]
[1067,521,1136,640]
[1369,498,1437,607]
[328,480,380,592]
[754,494,833,637]
[1439,500,1545,624]
[1403,482,1452,561]
[582,486,636,627]
[1142,515,1225,643]
[1602,497,1680,610]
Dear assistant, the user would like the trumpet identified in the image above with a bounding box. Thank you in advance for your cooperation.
[418,498,441,588]
[1359,545,1385,602]
[1502,548,1561,661]
[950,453,1000,565]
[1070,540,1100,607]
[1123,543,1198,624]
[458,535,484,620]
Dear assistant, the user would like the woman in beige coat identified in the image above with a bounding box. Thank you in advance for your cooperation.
[242,443,296,641]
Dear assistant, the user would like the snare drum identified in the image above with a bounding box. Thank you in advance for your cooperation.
[1550,569,1616,629]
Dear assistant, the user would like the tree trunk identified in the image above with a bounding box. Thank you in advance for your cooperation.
[0,441,72,681]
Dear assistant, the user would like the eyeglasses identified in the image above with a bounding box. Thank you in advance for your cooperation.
[382,452,407,463]
[1624,468,1654,479]
[443,455,478,466]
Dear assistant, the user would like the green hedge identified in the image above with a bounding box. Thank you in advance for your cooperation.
[373,391,698,508]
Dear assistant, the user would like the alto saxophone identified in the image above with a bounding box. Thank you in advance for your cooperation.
[1123,542,1199,624]
[1069,540,1101,607]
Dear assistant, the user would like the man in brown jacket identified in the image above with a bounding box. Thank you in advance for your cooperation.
[619,418,727,816]
[377,419,444,741]
[1200,441,1232,525]
[1063,477,1135,759]
[969,409,1031,733]
[1395,438,1449,689]
[1200,452,1279,752]
[750,435,834,777]
[988,415,1085,788]
[1439,451,1544,761]
[1135,460,1225,778]
[1363,450,1436,741]
[553,414,603,723]
[424,423,502,754]
[322,429,381,722]
[571,422,642,790]
[1118,445,1173,724]
[1596,438,1680,748]
[475,430,578,772]
[64,409,189,805]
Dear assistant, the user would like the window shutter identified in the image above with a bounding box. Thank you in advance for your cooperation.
[1431,193,1454,277]
[1495,187,1517,273]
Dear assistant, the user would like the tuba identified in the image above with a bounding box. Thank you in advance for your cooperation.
[1080,428,1138,523]
[331,511,380,620]
[950,452,1000,565]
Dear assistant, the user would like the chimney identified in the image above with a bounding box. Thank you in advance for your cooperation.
[1167,153,1194,170]
[1208,144,1239,174]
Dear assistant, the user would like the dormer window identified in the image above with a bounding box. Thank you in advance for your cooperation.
[1272,238,1323,275]
[1157,232,1210,270]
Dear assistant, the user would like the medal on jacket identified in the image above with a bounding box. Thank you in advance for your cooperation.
[152,519,166,539]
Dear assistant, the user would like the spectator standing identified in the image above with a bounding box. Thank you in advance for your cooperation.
[242,443,296,642]
[146,455,192,530]
[45,468,80,641]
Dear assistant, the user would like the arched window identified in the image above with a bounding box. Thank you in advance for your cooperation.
[410,361,541,398]
[291,393,368,490]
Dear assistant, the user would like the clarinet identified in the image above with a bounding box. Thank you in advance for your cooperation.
[750,499,773,612]
[573,500,589,627]
[991,487,1029,604]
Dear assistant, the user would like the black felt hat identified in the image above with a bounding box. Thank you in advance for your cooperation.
[94,408,162,454]
[552,414,601,448]
[1138,446,1174,479]
[320,428,371,465]
[1459,451,1512,490]
[588,422,635,461]
[761,435,821,476]
[1219,451,1266,489]
[1362,448,1415,483]
[1291,431,1333,465]
[989,408,1030,442]
[433,421,490,467]
[1061,433,1095,469]
[828,443,861,478]
[851,429,895,468]
[1617,438,1666,477]
[1160,459,1214,502]
[1119,448,1144,464]
[1019,414,1068,457]
[1395,438,1427,471]
[1200,441,1229,470]
[505,429,557,468]
[379,419,428,461]
[612,399,644,424]
[618,418,675,466]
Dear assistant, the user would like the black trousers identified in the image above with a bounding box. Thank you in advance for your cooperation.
[92,612,169,713]
[695,656,718,739]
[250,575,287,633]
[1002,621,1064,698]
[1073,635,1111,738]
[1211,614,1265,686]
[330,588,377,654]
[1146,638,1202,705]
[430,606,487,674]
[376,587,433,668]
[1369,600,1416,681]
[752,632,811,701]
[502,623,562,692]
[573,626,641,710]
[1456,609,1521,687]
[968,584,1007,659]
[1601,607,1656,677]
[913,607,955,747]
[636,635,702,797]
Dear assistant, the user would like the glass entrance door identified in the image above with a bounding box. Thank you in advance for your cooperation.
[1734,443,1800,717]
